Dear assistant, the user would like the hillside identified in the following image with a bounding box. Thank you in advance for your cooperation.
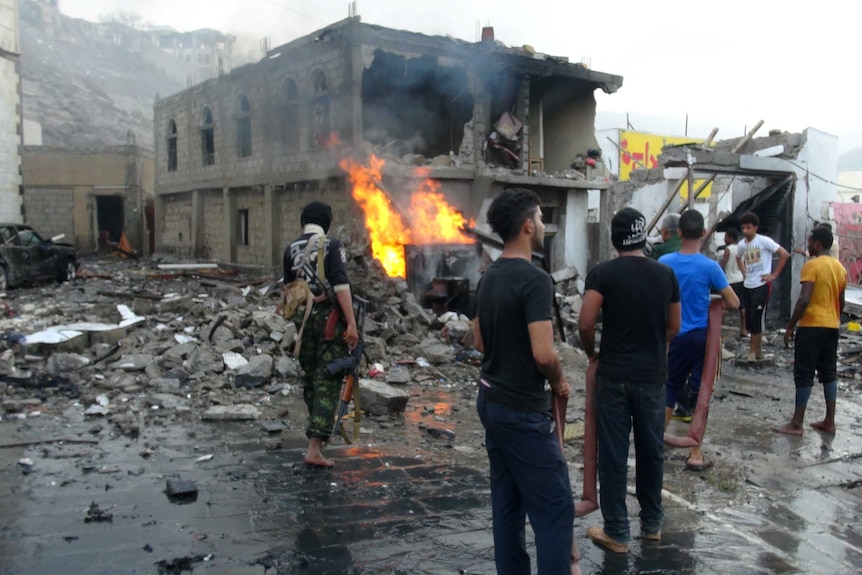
[19,0,219,150]
[839,147,862,171]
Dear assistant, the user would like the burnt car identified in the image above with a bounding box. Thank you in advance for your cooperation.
[0,223,78,290]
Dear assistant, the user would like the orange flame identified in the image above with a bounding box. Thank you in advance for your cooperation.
[340,154,473,278]
[322,133,342,149]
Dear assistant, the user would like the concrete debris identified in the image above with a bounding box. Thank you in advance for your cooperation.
[234,355,273,388]
[201,404,260,421]
[357,378,410,416]
[0,255,487,441]
[386,365,412,385]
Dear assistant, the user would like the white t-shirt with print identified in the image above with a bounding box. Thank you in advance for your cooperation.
[738,234,781,289]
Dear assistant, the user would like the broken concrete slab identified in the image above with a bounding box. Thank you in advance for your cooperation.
[201,404,260,421]
[46,353,90,375]
[417,339,453,364]
[108,354,155,371]
[146,393,191,411]
[274,356,301,379]
[386,365,411,385]
[234,355,273,388]
[185,347,224,374]
[151,378,183,394]
[222,351,248,370]
[357,378,409,416]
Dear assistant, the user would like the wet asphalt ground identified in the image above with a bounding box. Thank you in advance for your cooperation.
[2,335,862,574]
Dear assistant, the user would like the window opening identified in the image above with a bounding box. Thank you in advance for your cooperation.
[167,119,178,172]
[201,106,215,166]
[236,94,252,158]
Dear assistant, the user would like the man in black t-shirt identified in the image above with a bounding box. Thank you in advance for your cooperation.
[284,201,358,467]
[578,207,681,554]
[473,188,577,575]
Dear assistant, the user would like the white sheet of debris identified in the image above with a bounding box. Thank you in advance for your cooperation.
[23,304,146,345]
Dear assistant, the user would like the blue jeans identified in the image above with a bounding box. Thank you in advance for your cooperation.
[666,329,707,408]
[596,377,665,542]
[477,387,575,575]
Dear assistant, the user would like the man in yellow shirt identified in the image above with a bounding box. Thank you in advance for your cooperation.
[774,227,847,435]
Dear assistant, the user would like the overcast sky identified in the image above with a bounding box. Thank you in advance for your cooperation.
[58,0,860,152]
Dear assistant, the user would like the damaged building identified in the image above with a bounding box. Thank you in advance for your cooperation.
[611,127,841,317]
[153,17,623,288]
[0,0,23,224]
[22,140,155,255]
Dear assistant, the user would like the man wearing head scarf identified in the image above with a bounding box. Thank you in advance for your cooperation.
[578,207,681,554]
[284,201,358,467]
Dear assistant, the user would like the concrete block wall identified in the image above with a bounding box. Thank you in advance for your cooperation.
[233,187,267,266]
[154,32,350,195]
[160,192,193,254]
[22,187,74,240]
[200,190,225,260]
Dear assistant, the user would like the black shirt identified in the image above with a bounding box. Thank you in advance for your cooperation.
[283,233,350,296]
[584,256,679,384]
[477,258,554,412]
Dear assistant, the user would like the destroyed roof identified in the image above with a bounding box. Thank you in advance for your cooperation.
[266,18,623,94]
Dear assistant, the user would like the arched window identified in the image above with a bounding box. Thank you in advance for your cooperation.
[201,106,215,166]
[280,78,299,152]
[167,119,178,172]
[308,70,330,148]
[236,93,252,158]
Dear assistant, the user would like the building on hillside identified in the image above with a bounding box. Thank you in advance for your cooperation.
[0,0,23,223]
[153,17,624,281]
[146,26,235,79]
[22,141,155,255]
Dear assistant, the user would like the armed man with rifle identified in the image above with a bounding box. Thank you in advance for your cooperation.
[283,201,358,467]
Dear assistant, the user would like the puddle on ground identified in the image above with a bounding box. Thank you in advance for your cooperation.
[2,379,862,574]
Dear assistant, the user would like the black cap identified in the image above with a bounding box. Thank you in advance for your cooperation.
[612,207,647,250]
[300,201,332,232]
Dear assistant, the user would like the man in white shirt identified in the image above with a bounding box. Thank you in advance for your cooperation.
[736,212,790,361]
[721,228,746,337]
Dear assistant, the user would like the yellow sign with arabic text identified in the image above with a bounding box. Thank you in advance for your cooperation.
[618,130,713,199]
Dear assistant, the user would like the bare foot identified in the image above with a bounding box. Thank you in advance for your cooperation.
[304,454,334,467]
[810,420,836,434]
[772,423,804,436]
[571,559,582,575]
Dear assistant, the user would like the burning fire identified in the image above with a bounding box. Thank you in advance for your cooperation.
[340,155,474,278]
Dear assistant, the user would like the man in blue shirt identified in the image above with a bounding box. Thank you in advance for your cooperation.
[660,210,739,471]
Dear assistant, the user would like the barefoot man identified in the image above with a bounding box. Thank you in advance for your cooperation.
[284,202,359,466]
[774,226,847,435]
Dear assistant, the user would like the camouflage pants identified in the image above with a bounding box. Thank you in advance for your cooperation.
[296,302,349,440]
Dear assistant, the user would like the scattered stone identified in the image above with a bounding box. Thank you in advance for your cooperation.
[201,404,261,421]
[418,339,452,364]
[146,393,190,411]
[151,378,182,394]
[234,355,273,388]
[222,351,248,370]
[107,354,155,371]
[357,378,410,416]
[84,502,113,523]
[386,365,412,385]
[274,356,300,379]
[260,420,287,433]
[165,478,198,499]
[46,353,90,375]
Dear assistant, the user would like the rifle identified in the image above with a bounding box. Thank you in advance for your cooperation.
[328,296,368,443]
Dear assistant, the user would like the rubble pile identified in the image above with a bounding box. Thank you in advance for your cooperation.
[0,254,486,438]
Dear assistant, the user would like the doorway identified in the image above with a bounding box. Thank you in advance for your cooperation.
[96,195,125,248]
